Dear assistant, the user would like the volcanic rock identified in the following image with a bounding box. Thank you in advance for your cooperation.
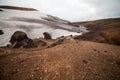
[23,39,37,48]
[43,32,52,39]
[10,31,37,48]
[0,9,3,11]
[0,30,4,35]
[33,39,47,47]
[48,38,64,48]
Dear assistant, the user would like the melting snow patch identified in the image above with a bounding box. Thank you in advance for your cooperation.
[0,9,88,47]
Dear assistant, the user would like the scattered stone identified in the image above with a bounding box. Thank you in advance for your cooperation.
[40,77,42,80]
[88,59,91,61]
[34,39,47,47]
[43,32,52,39]
[97,51,100,53]
[23,39,37,48]
[30,74,34,77]
[93,49,97,51]
[65,35,74,41]
[39,40,47,46]
[16,69,19,72]
[44,69,48,73]
[6,44,11,48]
[34,67,40,71]
[104,51,108,53]
[48,38,64,48]
[56,72,59,75]
[0,30,4,35]
[82,60,88,64]
[116,60,120,66]
[10,31,28,44]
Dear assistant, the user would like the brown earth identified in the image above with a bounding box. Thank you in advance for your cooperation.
[72,18,120,45]
[0,39,120,80]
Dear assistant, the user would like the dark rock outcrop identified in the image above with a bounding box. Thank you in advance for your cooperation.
[0,30,4,35]
[43,32,52,39]
[48,38,64,48]
[10,31,37,48]
[10,31,28,44]
[33,39,47,47]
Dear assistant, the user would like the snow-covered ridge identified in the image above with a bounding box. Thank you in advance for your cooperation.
[0,8,88,46]
[0,6,37,11]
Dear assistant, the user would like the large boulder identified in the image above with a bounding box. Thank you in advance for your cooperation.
[10,31,37,48]
[10,31,28,44]
[43,32,52,39]
[0,30,4,35]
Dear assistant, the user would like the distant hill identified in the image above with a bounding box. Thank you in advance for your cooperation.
[0,5,37,11]
[72,18,120,45]
[72,18,120,31]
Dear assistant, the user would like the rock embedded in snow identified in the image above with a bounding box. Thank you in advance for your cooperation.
[10,31,28,44]
[48,38,64,48]
[10,31,37,48]
[0,30,4,35]
[0,9,3,11]
[43,32,52,39]
[23,39,37,48]
[33,39,47,47]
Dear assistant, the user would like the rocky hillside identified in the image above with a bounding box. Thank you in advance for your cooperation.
[72,18,120,45]
[0,29,120,80]
[0,37,120,80]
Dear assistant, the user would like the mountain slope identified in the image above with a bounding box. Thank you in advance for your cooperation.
[72,18,120,45]
[0,6,88,47]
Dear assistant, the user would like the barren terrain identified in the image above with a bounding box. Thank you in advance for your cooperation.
[0,40,120,80]
[0,6,120,80]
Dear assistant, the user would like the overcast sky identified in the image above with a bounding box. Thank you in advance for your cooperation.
[0,0,120,22]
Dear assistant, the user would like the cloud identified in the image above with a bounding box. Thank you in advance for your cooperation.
[0,0,120,21]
